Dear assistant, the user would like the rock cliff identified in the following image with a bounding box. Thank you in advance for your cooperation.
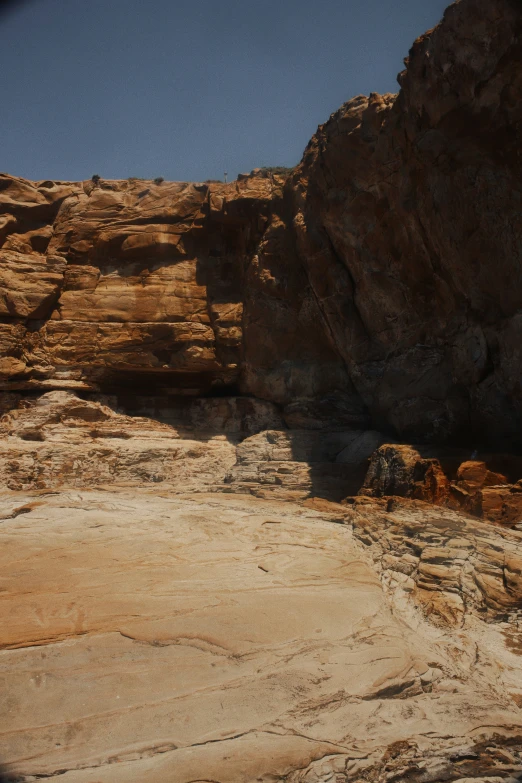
[2,0,522,781]
[1,0,522,449]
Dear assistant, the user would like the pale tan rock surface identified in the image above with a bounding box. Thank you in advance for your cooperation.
[1,490,521,782]
[0,391,238,492]
[0,392,375,502]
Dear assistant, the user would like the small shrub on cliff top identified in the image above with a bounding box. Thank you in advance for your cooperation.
[154,176,164,185]
[258,166,295,178]
[91,174,101,184]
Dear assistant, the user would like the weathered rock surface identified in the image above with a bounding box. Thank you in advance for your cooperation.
[0,391,238,492]
[0,392,377,499]
[2,1,522,781]
[346,494,522,627]
[1,490,522,782]
[225,428,386,501]
[1,0,522,446]
[360,444,522,528]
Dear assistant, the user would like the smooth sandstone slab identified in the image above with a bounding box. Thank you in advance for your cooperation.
[1,491,521,782]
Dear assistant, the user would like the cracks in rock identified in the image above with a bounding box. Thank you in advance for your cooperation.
[1,631,91,653]
[1,628,237,658]
[116,631,235,659]
[361,677,418,701]
[15,741,180,779]
[322,223,371,346]
[292,215,371,400]
[0,504,34,522]
[13,729,346,781]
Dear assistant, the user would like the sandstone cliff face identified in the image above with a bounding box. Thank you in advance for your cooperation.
[291,0,522,447]
[2,0,521,449]
[2,2,522,782]
[0,171,352,428]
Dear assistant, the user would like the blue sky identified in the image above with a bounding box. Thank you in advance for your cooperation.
[0,0,448,182]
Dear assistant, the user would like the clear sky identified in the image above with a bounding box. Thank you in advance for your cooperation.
[0,0,448,183]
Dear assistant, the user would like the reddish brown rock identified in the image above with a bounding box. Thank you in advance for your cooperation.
[359,444,451,505]
[360,445,522,528]
[456,460,508,491]
[478,484,522,528]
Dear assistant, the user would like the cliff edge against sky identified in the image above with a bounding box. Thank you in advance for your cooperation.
[0,0,521,450]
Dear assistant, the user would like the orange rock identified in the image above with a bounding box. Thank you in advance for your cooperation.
[477,485,522,528]
[456,460,508,490]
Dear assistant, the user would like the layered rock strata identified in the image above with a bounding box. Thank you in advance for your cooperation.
[1,0,522,447]
[1,1,522,781]
[0,172,352,425]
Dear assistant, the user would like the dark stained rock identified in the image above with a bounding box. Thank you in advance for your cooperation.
[359,444,452,505]
[360,444,522,528]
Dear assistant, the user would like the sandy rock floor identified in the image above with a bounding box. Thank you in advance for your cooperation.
[1,490,521,782]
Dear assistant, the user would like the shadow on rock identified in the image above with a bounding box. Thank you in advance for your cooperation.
[0,765,22,783]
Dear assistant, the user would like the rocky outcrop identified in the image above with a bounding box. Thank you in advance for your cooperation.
[359,444,453,504]
[360,444,522,528]
[1,0,522,447]
[346,494,522,625]
[292,0,522,448]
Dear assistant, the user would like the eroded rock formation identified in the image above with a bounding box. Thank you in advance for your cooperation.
[1,0,522,781]
[360,443,522,528]
[1,0,521,448]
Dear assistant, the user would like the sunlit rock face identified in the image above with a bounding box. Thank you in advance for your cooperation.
[1,1,522,781]
[1,490,522,783]
[0,171,355,424]
[2,0,521,446]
